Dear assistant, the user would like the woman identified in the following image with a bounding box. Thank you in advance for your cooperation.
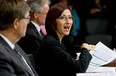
[36,3,94,76]
[50,0,82,49]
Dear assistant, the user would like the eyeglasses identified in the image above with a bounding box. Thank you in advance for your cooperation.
[23,16,31,19]
[37,12,47,15]
[58,15,73,20]
[22,16,31,23]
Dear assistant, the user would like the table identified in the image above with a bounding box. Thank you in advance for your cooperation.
[77,72,116,76]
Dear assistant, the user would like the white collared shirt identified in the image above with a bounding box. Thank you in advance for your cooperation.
[31,21,43,37]
[31,21,41,33]
[0,34,15,49]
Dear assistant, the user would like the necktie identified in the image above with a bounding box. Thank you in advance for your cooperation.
[40,29,44,37]
[14,48,35,76]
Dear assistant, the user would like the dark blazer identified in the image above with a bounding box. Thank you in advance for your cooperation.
[0,36,38,76]
[36,33,92,76]
[18,22,43,69]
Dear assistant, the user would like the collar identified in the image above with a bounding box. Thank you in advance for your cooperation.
[0,34,15,49]
[31,21,41,33]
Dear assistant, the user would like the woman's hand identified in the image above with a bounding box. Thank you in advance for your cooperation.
[81,43,95,51]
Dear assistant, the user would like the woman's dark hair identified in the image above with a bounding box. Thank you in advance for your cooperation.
[45,2,74,35]
[50,0,75,6]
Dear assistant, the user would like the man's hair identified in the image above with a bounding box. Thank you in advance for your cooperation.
[0,0,30,30]
[29,0,50,14]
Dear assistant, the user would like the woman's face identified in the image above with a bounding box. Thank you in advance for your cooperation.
[56,9,73,38]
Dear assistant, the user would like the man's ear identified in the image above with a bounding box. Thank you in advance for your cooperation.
[13,19,19,30]
[34,12,39,19]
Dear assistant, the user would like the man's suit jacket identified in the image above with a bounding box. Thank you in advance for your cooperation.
[18,22,43,70]
[0,36,38,76]
[36,33,92,76]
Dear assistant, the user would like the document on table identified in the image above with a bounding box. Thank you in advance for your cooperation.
[76,72,116,76]
[86,66,116,73]
[89,42,116,67]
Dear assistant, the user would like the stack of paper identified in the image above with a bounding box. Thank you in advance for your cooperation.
[77,72,116,76]
[76,42,116,75]
[86,66,116,73]
[89,42,116,67]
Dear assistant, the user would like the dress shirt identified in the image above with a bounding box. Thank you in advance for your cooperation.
[31,21,43,37]
[0,34,14,49]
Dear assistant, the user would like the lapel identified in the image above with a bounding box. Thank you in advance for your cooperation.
[40,29,44,37]
[29,22,43,41]
[15,44,38,76]
[0,36,38,76]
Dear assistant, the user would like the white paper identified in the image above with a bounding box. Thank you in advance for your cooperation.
[86,66,116,73]
[76,72,116,76]
[89,42,116,67]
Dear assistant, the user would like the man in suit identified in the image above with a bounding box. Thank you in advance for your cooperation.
[18,0,50,71]
[0,0,38,76]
